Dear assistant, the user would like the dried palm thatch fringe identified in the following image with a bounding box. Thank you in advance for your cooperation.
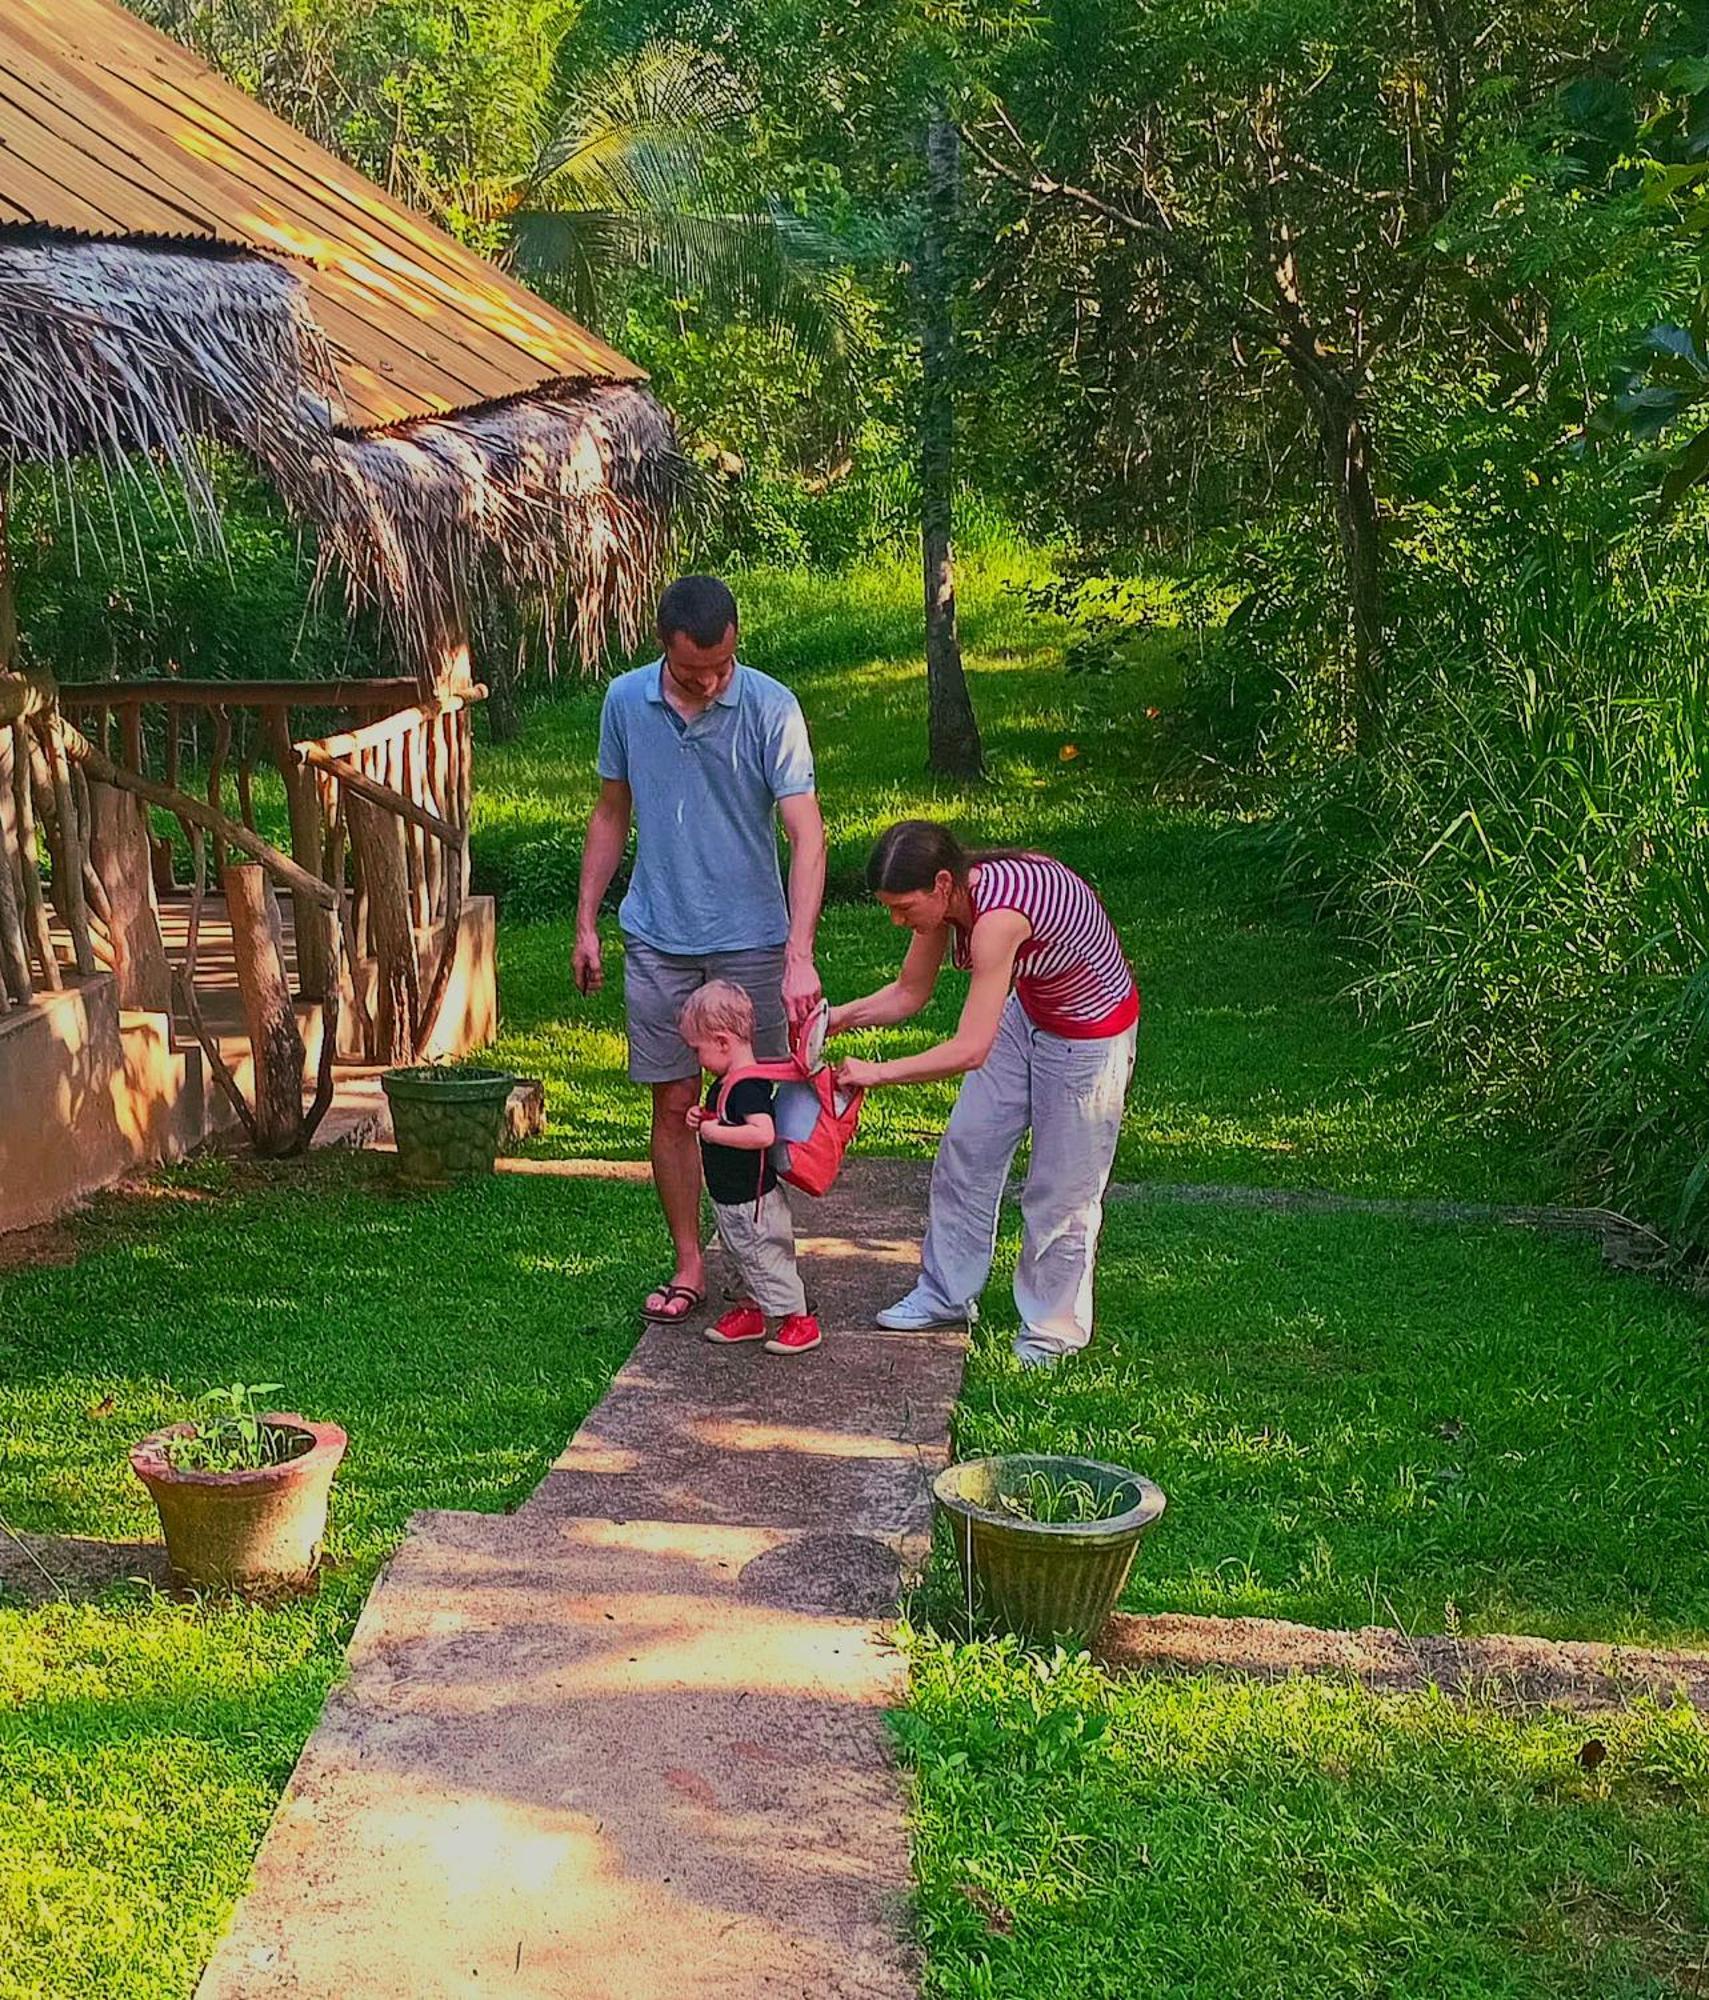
[0,236,680,677]
[318,384,680,672]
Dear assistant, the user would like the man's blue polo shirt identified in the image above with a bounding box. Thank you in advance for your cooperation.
[596,658,816,956]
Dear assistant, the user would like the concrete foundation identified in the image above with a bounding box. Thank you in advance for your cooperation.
[0,894,499,1233]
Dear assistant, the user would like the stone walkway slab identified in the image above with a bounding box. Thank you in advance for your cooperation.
[521,1327,963,1553]
[196,1161,958,2000]
[198,1512,916,2000]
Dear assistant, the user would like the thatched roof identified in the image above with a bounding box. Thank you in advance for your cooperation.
[0,0,680,674]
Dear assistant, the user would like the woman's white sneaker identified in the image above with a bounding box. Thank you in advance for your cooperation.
[874,1289,966,1331]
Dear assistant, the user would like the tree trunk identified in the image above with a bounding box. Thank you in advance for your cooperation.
[223,861,307,1156]
[1314,385,1387,753]
[920,112,984,779]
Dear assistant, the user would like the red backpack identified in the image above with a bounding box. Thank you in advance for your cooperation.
[713,1001,863,1201]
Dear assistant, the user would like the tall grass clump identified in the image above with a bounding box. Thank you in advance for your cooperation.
[1277,499,1709,1252]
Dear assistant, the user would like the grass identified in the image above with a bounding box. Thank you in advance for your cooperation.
[0,1155,657,2000]
[948,1203,1709,1645]
[900,1642,1709,2000]
[481,555,1554,1202]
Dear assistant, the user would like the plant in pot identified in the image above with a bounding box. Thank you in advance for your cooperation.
[381,1063,517,1188]
[932,1454,1165,1648]
[130,1382,347,1595]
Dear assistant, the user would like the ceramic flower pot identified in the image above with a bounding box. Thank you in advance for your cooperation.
[381,1065,515,1187]
[130,1415,347,1594]
[932,1453,1166,1647]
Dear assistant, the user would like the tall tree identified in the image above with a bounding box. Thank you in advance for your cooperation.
[919,112,984,778]
[961,0,1633,751]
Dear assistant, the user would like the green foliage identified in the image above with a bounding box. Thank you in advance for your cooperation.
[992,1470,1128,1526]
[161,1384,300,1475]
[6,461,380,686]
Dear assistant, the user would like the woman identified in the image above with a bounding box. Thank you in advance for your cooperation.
[830,820,1139,1366]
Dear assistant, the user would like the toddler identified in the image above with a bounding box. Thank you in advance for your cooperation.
[679,981,821,1355]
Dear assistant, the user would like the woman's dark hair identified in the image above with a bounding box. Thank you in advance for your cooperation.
[657,575,738,648]
[865,819,1035,894]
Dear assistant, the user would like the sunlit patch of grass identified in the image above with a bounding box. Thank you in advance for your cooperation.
[0,1156,658,2000]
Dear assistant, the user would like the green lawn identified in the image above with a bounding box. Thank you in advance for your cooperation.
[482,556,1553,1202]
[0,1158,657,2000]
[901,1643,1709,2000]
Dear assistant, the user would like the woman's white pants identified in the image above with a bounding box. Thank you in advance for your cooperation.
[912,995,1136,1363]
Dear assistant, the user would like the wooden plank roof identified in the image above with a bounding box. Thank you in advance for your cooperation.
[0,0,645,432]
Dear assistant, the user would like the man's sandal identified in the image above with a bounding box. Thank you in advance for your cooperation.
[641,1283,706,1325]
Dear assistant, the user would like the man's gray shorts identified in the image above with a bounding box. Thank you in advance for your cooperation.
[622,937,788,1083]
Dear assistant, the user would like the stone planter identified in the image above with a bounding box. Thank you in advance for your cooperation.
[130,1415,347,1594]
[382,1065,516,1188]
[932,1454,1166,1648]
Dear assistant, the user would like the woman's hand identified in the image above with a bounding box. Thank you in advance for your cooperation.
[835,1056,885,1090]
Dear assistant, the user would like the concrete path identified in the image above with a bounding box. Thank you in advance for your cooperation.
[197,1162,961,2000]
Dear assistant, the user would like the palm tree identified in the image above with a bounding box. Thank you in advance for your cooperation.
[498,41,859,396]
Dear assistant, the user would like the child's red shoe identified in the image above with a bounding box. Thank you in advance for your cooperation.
[705,1304,767,1344]
[765,1313,822,1355]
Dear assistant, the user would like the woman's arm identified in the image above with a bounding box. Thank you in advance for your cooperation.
[826,926,950,1033]
[839,911,1030,1087]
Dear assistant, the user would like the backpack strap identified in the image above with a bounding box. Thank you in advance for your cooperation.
[712,1062,793,1222]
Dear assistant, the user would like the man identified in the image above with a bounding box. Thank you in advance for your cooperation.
[573,575,826,1323]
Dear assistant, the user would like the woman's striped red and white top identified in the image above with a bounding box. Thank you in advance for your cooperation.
[952,854,1139,1039]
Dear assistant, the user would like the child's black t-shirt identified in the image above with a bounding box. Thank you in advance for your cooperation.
[701,1076,779,1205]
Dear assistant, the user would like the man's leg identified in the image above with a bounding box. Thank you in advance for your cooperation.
[1012,1024,1137,1364]
[624,938,711,1315]
[710,945,789,1058]
[650,1074,707,1305]
[900,998,1033,1322]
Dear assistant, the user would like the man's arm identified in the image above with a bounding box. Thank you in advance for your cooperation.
[572,778,632,995]
[777,790,827,1025]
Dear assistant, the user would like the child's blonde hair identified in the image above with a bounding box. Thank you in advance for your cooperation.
[678,978,755,1043]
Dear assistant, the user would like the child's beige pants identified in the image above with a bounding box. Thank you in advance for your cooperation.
[713,1186,808,1316]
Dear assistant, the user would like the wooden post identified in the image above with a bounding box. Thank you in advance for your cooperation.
[345,791,419,1065]
[0,726,31,1003]
[11,720,58,989]
[222,861,306,1156]
[39,718,98,975]
[208,707,231,878]
[454,704,472,897]
[87,777,172,1010]
[423,713,445,922]
[400,730,428,929]
[264,704,331,1000]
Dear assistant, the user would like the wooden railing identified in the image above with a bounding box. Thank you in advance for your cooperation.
[290,692,477,1067]
[1,676,483,1155]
